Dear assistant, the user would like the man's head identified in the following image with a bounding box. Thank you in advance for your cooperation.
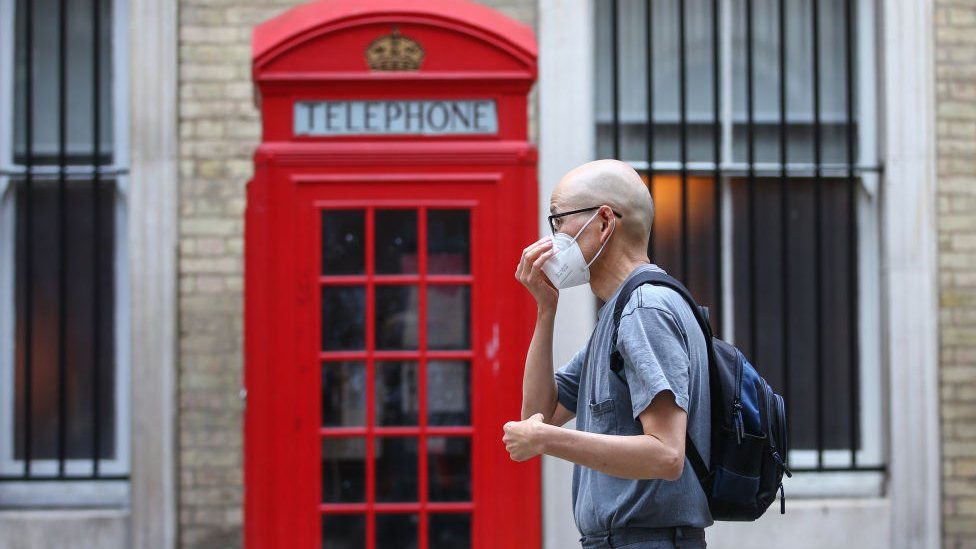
[549,159,653,269]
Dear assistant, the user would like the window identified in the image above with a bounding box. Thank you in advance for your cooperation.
[0,0,129,505]
[595,0,883,492]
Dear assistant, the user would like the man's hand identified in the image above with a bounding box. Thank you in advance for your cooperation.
[502,413,547,462]
[515,237,558,313]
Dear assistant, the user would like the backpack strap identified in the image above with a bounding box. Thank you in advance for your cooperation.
[608,269,714,484]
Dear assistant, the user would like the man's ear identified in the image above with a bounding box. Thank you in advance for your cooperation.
[600,206,614,242]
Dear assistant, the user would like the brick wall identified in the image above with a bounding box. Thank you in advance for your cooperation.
[936,2,976,548]
[176,1,536,546]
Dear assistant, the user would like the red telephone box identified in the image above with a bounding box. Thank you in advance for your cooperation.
[245,1,539,547]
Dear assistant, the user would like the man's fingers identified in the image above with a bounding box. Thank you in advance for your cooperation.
[531,250,554,272]
[517,240,553,284]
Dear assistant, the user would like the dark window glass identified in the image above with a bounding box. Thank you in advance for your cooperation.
[322,438,366,503]
[427,210,470,275]
[376,514,418,549]
[427,361,470,426]
[13,179,116,460]
[321,514,365,549]
[375,286,418,350]
[731,177,856,451]
[427,437,471,502]
[375,437,418,502]
[375,210,418,274]
[322,210,365,275]
[375,361,418,426]
[321,362,366,427]
[429,514,471,548]
[427,286,470,350]
[322,286,366,351]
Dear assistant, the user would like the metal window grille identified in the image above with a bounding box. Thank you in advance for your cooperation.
[0,0,125,482]
[597,0,884,473]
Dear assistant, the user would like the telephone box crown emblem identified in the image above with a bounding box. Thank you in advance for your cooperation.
[365,27,425,71]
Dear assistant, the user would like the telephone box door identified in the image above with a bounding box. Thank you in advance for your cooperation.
[270,175,534,548]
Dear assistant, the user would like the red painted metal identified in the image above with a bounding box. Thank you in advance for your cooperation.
[246,1,539,548]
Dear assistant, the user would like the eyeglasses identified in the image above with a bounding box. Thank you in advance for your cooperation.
[547,206,623,236]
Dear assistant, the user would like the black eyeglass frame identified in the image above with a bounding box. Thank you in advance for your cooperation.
[547,206,623,236]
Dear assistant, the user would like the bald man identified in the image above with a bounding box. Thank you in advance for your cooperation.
[503,160,711,548]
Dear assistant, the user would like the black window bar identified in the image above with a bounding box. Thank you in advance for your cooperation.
[600,0,884,474]
[2,0,125,483]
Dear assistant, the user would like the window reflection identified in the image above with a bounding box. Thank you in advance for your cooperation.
[427,210,469,274]
[375,210,418,274]
[375,286,419,350]
[375,437,418,502]
[322,438,366,503]
[321,286,366,350]
[376,514,418,549]
[322,362,366,427]
[428,437,471,502]
[427,361,470,426]
[376,361,418,426]
[322,210,365,275]
[427,286,470,350]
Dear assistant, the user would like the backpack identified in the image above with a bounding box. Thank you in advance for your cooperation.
[608,270,792,521]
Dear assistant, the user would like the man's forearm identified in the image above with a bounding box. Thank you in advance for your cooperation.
[537,422,683,481]
[520,308,559,421]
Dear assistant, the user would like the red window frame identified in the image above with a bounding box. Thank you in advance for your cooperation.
[317,201,478,548]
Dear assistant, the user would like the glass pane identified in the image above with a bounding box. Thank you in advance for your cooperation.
[376,362,418,426]
[322,210,365,275]
[427,210,470,274]
[375,210,418,274]
[427,361,470,426]
[322,514,365,549]
[376,514,418,549]
[375,437,418,502]
[427,286,470,350]
[427,437,471,501]
[14,0,115,165]
[322,438,366,503]
[430,514,471,548]
[322,362,366,427]
[375,286,418,350]
[322,286,365,350]
[13,179,116,460]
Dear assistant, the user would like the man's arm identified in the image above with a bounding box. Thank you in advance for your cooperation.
[515,237,576,426]
[504,391,686,481]
[520,309,576,425]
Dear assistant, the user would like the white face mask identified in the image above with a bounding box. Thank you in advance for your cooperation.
[542,210,615,289]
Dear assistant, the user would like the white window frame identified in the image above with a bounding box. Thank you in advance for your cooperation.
[594,0,885,497]
[0,0,130,507]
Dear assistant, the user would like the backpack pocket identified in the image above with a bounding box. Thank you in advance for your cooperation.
[710,429,765,505]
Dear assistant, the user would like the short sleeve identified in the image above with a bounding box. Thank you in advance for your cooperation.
[616,298,691,420]
[553,344,586,414]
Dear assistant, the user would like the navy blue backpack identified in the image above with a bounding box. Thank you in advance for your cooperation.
[608,270,792,521]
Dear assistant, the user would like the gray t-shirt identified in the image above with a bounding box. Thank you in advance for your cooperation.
[554,263,713,535]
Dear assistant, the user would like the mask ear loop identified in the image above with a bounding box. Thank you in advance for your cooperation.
[584,212,615,268]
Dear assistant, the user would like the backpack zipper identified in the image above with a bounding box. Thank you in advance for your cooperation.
[732,351,745,444]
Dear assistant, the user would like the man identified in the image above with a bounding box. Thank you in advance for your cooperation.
[502,159,712,548]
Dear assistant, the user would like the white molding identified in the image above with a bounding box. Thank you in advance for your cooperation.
[127,0,177,545]
[538,2,596,548]
[878,0,940,548]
